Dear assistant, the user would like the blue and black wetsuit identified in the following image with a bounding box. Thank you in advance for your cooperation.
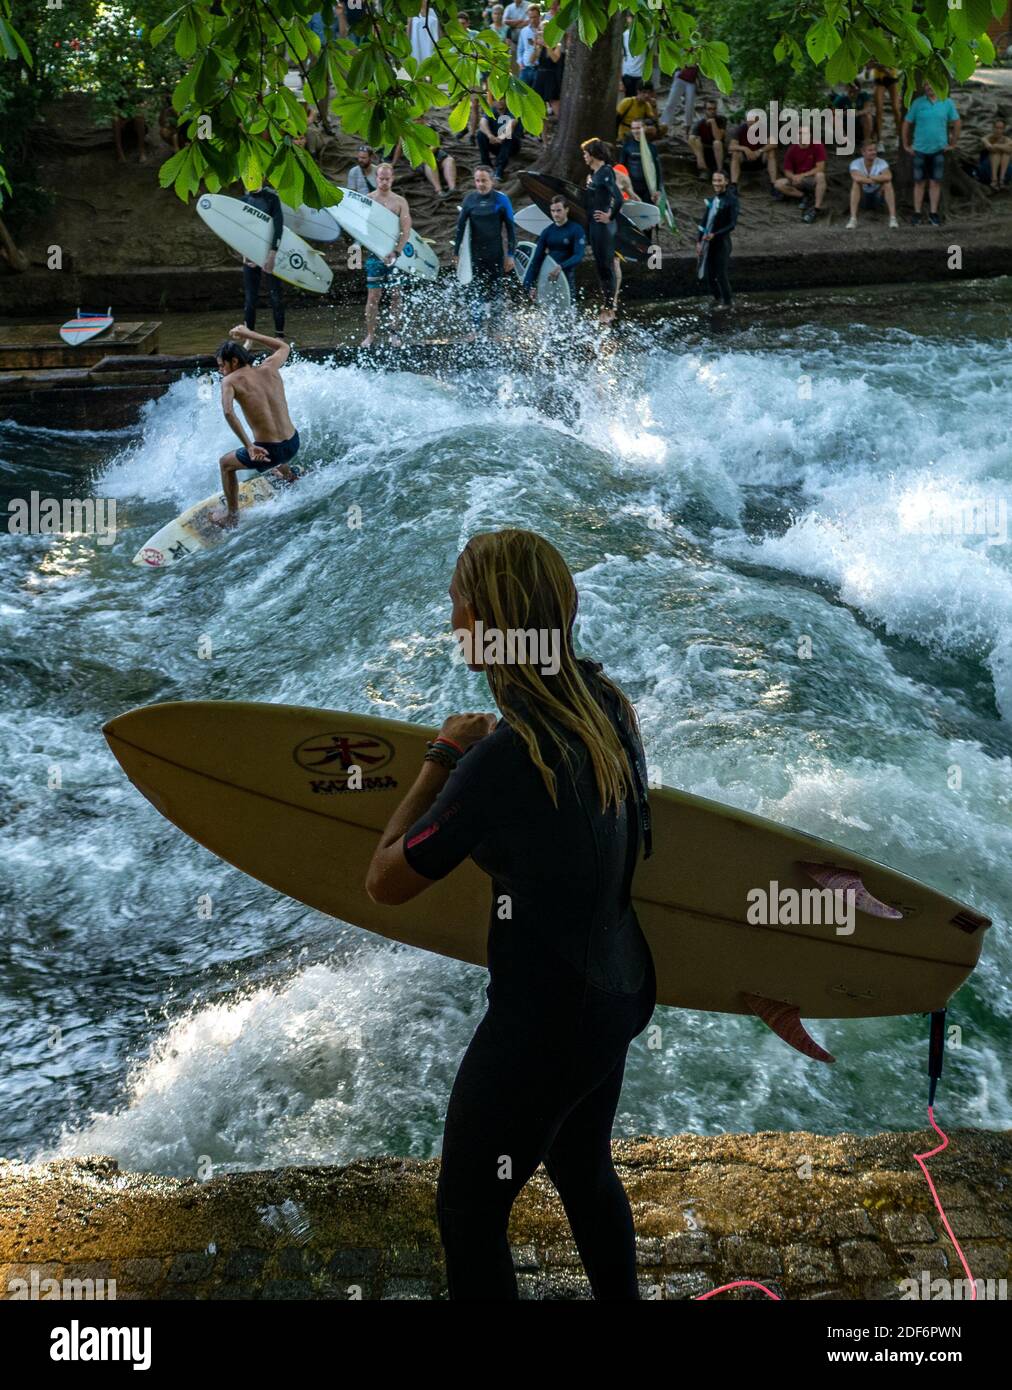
[403,660,656,1300]
[619,135,662,203]
[522,218,586,298]
[697,188,738,305]
[584,164,624,304]
[241,185,286,334]
[455,189,517,323]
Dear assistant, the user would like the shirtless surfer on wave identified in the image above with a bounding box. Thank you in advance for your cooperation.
[212,326,300,529]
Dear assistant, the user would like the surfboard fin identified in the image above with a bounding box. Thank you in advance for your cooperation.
[799,862,904,919]
[743,993,836,1064]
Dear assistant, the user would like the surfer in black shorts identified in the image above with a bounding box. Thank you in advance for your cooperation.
[581,139,624,323]
[454,166,516,336]
[211,327,299,529]
[367,528,656,1300]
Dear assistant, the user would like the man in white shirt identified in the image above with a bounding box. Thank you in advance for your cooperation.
[621,15,645,97]
[502,0,528,58]
[847,140,898,227]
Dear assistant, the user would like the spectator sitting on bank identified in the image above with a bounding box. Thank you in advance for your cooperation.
[477,98,523,181]
[616,81,665,141]
[420,128,458,198]
[774,127,827,222]
[302,104,326,155]
[621,13,644,97]
[688,99,726,180]
[846,140,899,227]
[728,110,777,186]
[619,118,661,204]
[830,81,875,144]
[902,79,960,227]
[347,144,379,195]
[979,117,1012,190]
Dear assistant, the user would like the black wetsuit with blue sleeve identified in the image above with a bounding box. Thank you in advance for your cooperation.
[402,660,656,1300]
[522,218,586,297]
[454,189,517,309]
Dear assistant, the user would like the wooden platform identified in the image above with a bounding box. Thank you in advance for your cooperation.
[0,320,160,370]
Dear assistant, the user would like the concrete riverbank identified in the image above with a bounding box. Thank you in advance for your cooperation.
[3,1131,1010,1300]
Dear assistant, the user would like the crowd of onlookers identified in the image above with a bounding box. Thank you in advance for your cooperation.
[143,3,1012,233]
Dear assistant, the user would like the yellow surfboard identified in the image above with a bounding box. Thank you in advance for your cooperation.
[103,701,991,1036]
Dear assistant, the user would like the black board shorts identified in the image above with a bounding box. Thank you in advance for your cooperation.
[235,430,300,472]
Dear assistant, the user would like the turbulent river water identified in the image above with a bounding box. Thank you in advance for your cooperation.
[1,279,1010,1174]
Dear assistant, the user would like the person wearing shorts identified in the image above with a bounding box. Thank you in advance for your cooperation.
[846,141,898,227]
[234,432,301,474]
[903,80,960,226]
[773,129,827,221]
[872,66,903,142]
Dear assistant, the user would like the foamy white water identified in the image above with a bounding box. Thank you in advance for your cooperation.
[2,283,1010,1174]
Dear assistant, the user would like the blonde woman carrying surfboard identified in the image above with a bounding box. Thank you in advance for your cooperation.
[367,529,656,1300]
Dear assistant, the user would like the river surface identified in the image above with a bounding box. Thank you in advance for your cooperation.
[1,278,1010,1174]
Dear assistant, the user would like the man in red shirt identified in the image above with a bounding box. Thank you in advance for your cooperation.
[773,127,827,222]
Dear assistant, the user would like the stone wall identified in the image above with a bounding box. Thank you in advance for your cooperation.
[3,1131,1010,1300]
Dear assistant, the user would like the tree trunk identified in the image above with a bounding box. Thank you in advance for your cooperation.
[0,215,29,273]
[535,15,623,185]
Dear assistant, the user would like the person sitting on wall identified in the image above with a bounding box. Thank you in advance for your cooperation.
[846,139,899,227]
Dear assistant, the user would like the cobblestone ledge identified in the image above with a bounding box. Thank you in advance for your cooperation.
[2,1131,1010,1300]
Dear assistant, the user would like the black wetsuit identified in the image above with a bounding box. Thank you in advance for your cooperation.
[584,164,624,303]
[454,189,517,322]
[241,186,286,334]
[697,188,738,306]
[403,663,656,1300]
[619,136,660,203]
[523,218,586,297]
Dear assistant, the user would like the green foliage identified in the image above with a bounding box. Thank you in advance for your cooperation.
[0,0,1003,219]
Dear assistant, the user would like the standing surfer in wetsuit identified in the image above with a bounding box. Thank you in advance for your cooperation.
[240,180,286,342]
[580,138,624,323]
[523,194,585,302]
[697,169,738,310]
[366,528,657,1301]
[454,165,517,336]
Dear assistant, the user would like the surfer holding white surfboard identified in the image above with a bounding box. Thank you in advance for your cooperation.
[366,528,656,1300]
[696,171,738,309]
[453,166,517,335]
[211,328,300,529]
[240,180,287,339]
[362,163,412,349]
[522,195,585,303]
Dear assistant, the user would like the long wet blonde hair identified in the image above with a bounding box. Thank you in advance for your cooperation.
[454,529,639,811]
